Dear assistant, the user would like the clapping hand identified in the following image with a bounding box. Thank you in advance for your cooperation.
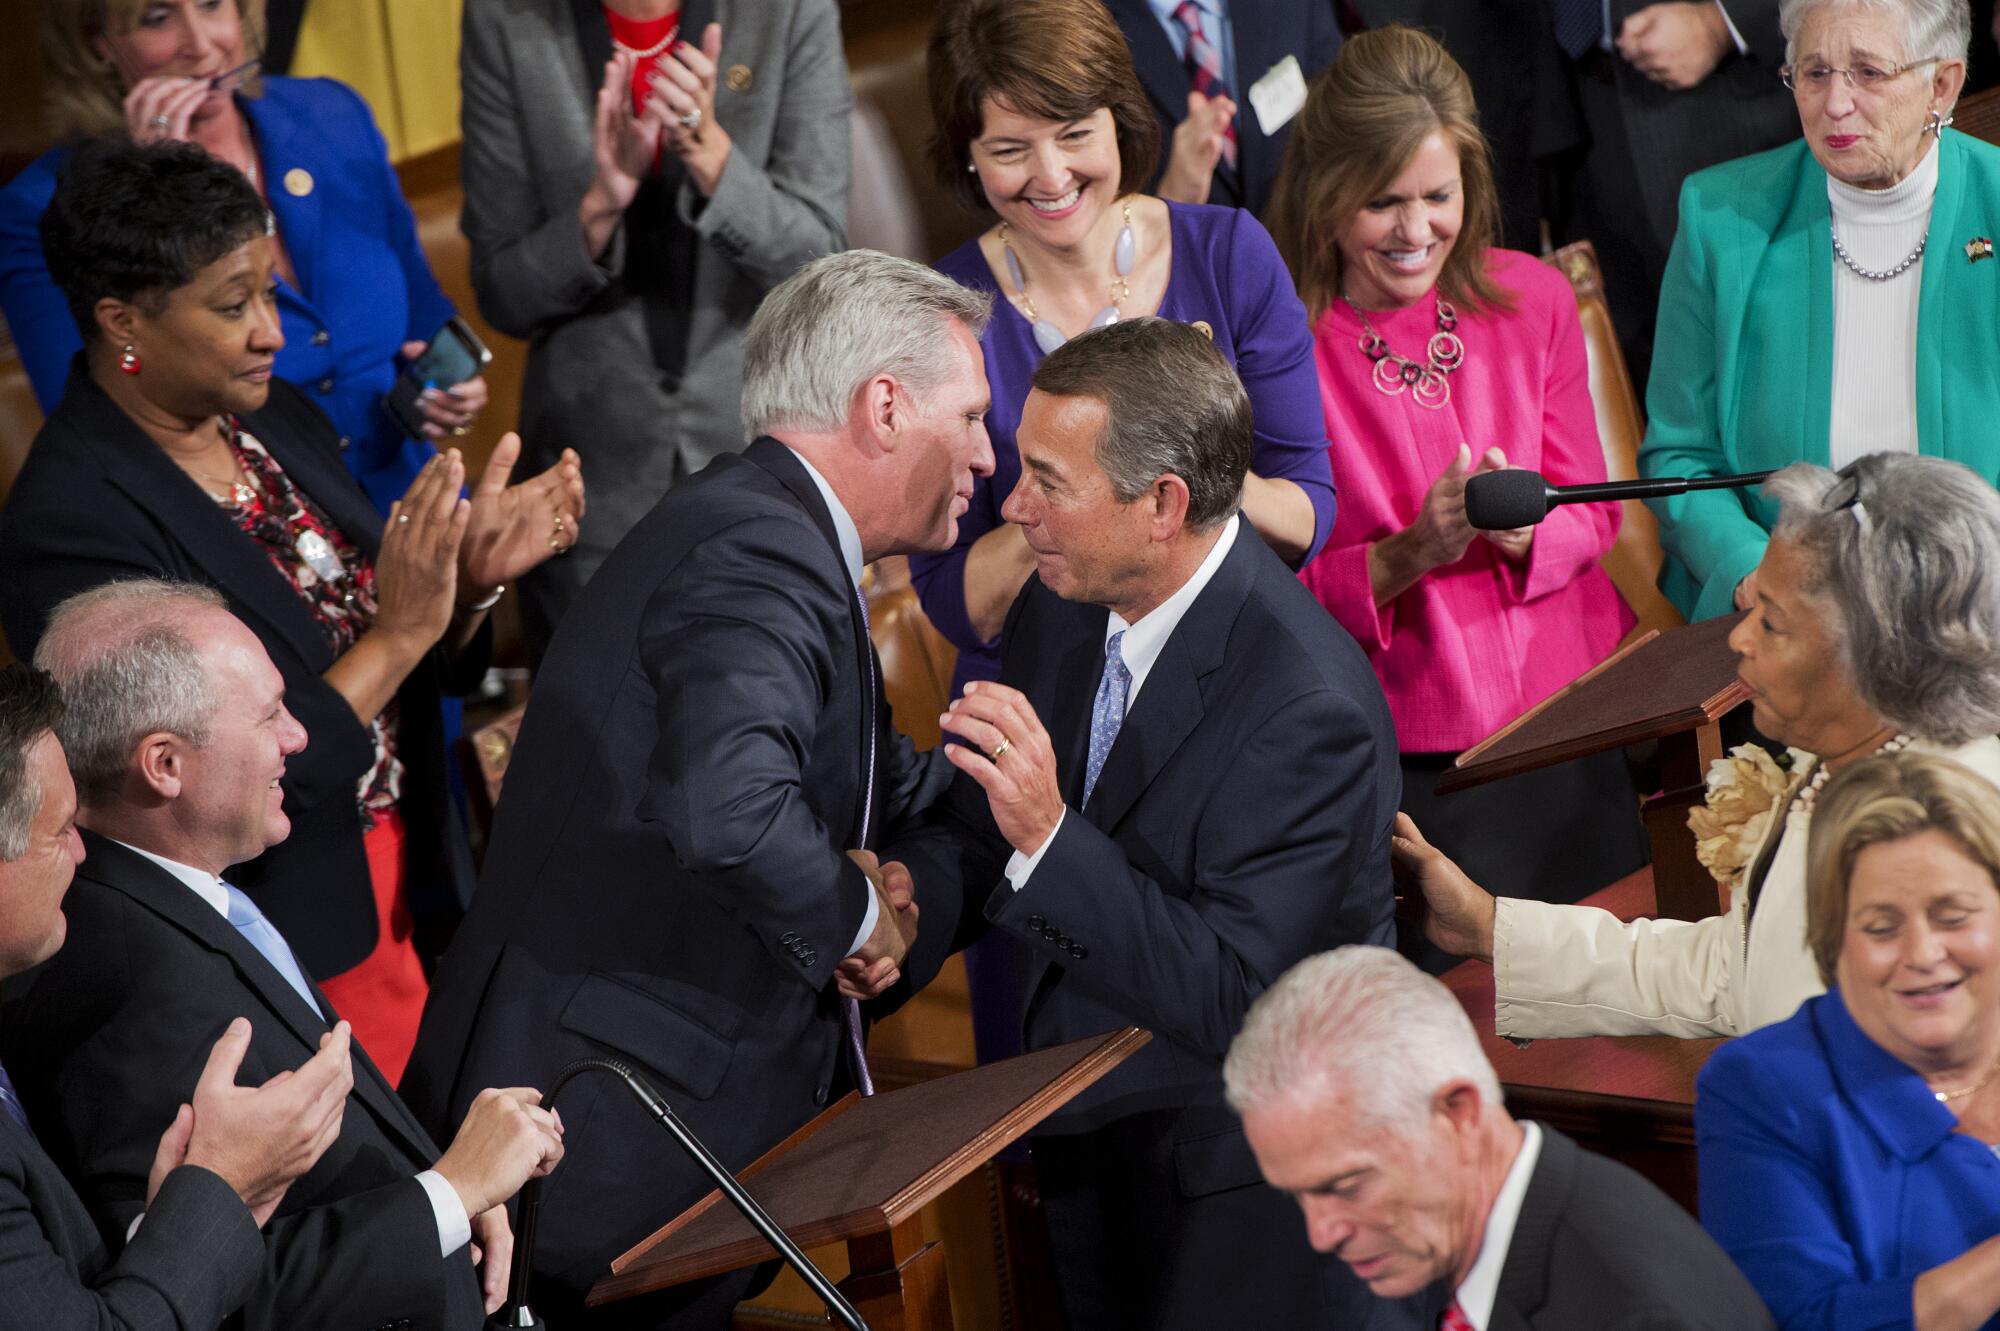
[457,433,587,596]
[1616,1,1733,90]
[1390,813,1498,962]
[154,1018,355,1227]
[1472,447,1535,563]
[648,23,734,195]
[1156,89,1237,206]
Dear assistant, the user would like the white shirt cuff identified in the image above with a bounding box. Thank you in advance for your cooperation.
[1714,1,1747,54]
[845,883,881,958]
[1004,810,1066,891]
[417,1169,472,1256]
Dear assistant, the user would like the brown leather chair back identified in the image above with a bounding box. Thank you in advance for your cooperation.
[864,556,957,751]
[1955,86,2000,147]
[1543,240,1683,643]
[456,701,526,850]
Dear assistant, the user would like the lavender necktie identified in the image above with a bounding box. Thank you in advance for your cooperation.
[843,585,878,1097]
[0,1064,29,1132]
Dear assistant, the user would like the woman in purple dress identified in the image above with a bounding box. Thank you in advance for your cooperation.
[913,0,1336,691]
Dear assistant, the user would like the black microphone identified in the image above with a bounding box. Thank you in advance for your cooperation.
[1463,468,1775,530]
[487,1058,870,1331]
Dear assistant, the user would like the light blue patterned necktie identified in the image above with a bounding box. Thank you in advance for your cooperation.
[844,582,877,1097]
[223,883,321,1017]
[0,1063,30,1132]
[1084,631,1132,807]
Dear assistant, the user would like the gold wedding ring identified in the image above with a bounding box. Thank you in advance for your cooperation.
[990,738,1011,761]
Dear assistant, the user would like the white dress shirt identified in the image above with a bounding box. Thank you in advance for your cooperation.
[1451,1121,1544,1330]
[113,840,471,1257]
[786,447,882,956]
[1006,516,1242,887]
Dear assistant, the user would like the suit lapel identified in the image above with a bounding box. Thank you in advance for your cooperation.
[241,93,327,314]
[570,0,613,92]
[1916,131,1968,462]
[57,371,342,671]
[1083,528,1255,833]
[75,832,438,1163]
[742,439,878,846]
[1491,1126,1574,1324]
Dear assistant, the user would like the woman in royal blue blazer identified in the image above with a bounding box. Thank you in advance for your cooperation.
[1698,749,2000,1331]
[1,0,480,514]
[1641,0,2000,623]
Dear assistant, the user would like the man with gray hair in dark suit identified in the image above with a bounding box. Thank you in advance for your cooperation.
[1226,945,1775,1330]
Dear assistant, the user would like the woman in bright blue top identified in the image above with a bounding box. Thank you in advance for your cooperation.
[1640,0,2000,623]
[1697,748,2000,1331]
[913,0,1335,689]
[1,0,479,515]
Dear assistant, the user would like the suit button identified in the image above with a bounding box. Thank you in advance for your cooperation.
[1057,935,1072,950]
[316,377,334,393]
[1071,944,1088,959]
[1028,914,1045,930]
[1041,927,1059,942]
[781,930,798,943]
[311,329,330,346]
[814,1085,829,1106]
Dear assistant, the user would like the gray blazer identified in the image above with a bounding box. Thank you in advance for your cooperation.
[459,0,850,634]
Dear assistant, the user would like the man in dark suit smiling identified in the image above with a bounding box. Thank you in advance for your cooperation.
[404,251,995,1326]
[897,318,1401,1331]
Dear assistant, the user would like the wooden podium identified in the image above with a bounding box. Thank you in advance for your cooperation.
[588,1028,1150,1329]
[1437,612,1750,921]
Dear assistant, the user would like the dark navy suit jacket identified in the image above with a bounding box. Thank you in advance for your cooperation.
[1103,0,1342,216]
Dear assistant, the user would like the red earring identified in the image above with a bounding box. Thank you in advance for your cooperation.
[118,344,141,375]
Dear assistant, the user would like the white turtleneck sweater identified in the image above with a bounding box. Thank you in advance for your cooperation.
[1827,138,1939,469]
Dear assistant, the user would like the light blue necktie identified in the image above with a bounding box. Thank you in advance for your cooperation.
[223,883,320,1017]
[0,1063,30,1132]
[1083,632,1132,807]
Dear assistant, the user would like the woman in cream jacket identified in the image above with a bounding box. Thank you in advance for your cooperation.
[1400,453,2000,1039]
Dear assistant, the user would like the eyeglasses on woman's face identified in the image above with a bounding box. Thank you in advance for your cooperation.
[1781,57,1935,97]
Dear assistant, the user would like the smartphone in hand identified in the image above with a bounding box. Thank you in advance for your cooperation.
[385,317,492,439]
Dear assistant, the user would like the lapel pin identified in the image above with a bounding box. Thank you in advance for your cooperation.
[725,64,753,93]
[283,168,314,198]
[1967,237,1993,263]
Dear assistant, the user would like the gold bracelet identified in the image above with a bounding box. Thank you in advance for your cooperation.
[458,584,505,613]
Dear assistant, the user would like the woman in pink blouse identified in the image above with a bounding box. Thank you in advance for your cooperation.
[1268,26,1645,961]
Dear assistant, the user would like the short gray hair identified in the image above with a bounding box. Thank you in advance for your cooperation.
[1765,454,2000,745]
[33,580,227,804]
[741,250,992,440]
[1780,0,1971,65]
[1224,946,1502,1142]
[0,666,65,861]
[1030,318,1252,528]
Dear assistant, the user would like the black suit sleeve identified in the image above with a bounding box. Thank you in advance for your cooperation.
[1719,0,1783,65]
[0,1159,263,1331]
[987,687,1390,1060]
[634,513,876,984]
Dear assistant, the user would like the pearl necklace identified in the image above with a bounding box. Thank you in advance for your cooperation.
[1792,732,1915,815]
[999,200,1135,355]
[1831,225,1928,282]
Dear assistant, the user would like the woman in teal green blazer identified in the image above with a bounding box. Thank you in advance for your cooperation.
[1640,0,1993,622]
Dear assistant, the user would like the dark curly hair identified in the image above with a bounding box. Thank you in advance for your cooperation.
[40,138,271,344]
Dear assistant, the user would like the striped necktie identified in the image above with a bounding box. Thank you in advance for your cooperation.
[1440,1299,1476,1331]
[1553,0,1605,59]
[1171,1,1238,168]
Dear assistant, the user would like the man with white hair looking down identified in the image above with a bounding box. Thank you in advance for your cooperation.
[1224,947,1774,1329]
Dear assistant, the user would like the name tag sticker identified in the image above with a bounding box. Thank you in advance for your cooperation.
[1249,55,1308,136]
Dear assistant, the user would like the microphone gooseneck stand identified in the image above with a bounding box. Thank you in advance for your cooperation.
[485,1058,871,1331]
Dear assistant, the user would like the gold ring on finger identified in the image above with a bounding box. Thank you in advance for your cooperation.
[450,424,470,438]
[990,737,1011,761]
